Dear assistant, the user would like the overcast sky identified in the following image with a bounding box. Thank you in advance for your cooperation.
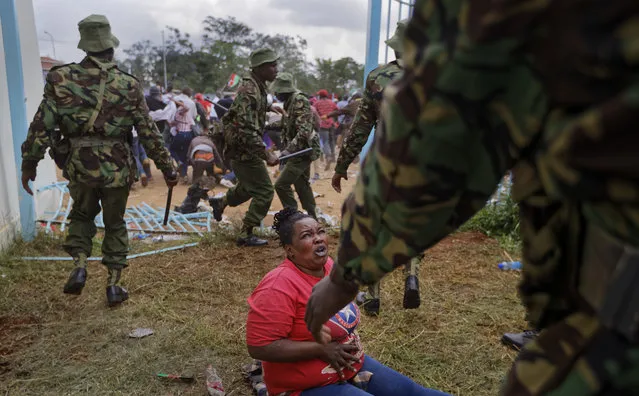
[32,0,405,67]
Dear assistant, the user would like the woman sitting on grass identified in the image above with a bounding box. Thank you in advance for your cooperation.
[246,208,449,396]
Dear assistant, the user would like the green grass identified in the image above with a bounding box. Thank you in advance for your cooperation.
[0,228,525,395]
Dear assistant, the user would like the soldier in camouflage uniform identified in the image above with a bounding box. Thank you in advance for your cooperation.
[271,73,321,219]
[307,0,639,394]
[332,20,422,316]
[209,48,283,247]
[20,15,177,307]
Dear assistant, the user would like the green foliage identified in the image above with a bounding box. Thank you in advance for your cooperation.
[118,16,364,96]
[459,195,521,251]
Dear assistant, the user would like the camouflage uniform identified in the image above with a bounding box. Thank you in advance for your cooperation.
[333,61,402,176]
[336,20,421,311]
[218,49,279,239]
[21,15,174,305]
[329,0,639,393]
[272,73,320,218]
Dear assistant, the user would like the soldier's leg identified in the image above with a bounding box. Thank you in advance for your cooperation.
[292,160,316,218]
[274,160,303,211]
[62,184,101,294]
[234,158,274,246]
[98,186,130,306]
[403,255,422,309]
[209,161,251,222]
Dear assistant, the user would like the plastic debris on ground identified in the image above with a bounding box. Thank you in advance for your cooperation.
[128,328,154,338]
[206,364,225,395]
[36,181,214,235]
[316,208,337,228]
[313,191,324,198]
[156,373,195,383]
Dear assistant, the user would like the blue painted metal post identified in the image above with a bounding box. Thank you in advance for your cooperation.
[360,0,382,164]
[0,0,36,241]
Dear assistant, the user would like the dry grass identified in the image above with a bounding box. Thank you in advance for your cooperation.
[0,229,525,395]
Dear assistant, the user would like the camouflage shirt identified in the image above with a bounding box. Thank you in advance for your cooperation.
[21,56,173,188]
[280,91,316,157]
[334,61,402,175]
[336,0,639,354]
[222,73,269,162]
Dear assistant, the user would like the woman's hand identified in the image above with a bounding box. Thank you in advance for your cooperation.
[317,342,359,376]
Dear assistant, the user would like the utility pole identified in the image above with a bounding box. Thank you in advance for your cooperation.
[162,29,168,92]
[44,30,56,59]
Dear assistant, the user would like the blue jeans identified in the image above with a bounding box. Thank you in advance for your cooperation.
[132,137,149,177]
[301,356,449,396]
[169,131,194,177]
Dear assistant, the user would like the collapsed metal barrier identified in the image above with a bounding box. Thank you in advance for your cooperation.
[37,182,211,236]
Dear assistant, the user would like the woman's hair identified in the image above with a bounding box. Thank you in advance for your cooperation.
[272,208,311,246]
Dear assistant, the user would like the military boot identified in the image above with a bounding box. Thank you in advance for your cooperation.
[501,330,539,351]
[63,253,88,295]
[175,185,209,214]
[355,291,380,316]
[236,233,268,247]
[105,266,128,307]
[106,286,129,307]
[403,275,421,309]
[208,196,227,221]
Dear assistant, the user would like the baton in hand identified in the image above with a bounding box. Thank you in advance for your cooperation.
[163,186,173,226]
[279,148,313,161]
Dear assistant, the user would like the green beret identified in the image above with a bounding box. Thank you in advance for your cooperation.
[77,14,120,53]
[271,72,297,94]
[385,19,408,53]
[250,48,280,68]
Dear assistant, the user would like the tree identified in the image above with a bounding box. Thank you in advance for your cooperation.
[120,16,364,97]
[314,57,364,96]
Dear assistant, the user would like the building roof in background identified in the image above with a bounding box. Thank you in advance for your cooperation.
[40,56,63,71]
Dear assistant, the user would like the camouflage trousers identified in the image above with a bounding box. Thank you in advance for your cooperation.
[367,256,421,299]
[274,157,316,218]
[502,312,639,395]
[226,158,274,233]
[63,183,130,268]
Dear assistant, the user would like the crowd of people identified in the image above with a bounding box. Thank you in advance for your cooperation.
[19,1,639,394]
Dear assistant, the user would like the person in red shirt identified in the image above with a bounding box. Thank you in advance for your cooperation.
[312,90,339,170]
[246,208,449,396]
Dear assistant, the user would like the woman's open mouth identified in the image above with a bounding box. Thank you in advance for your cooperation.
[314,245,328,257]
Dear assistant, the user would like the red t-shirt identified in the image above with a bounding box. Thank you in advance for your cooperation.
[313,99,338,129]
[246,258,364,395]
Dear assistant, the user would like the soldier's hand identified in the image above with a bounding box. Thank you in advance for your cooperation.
[331,172,348,193]
[280,150,291,158]
[266,151,280,167]
[21,170,36,196]
[163,170,178,187]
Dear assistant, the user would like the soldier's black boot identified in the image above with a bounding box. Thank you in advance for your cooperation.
[106,286,129,307]
[355,292,380,316]
[175,185,209,214]
[63,268,87,295]
[63,253,88,295]
[208,196,227,221]
[105,266,128,307]
[237,234,268,247]
[501,330,539,351]
[403,275,421,309]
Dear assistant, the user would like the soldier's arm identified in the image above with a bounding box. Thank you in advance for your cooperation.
[334,83,377,175]
[285,98,314,153]
[332,0,545,286]
[233,88,268,160]
[133,86,174,174]
[21,75,59,172]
